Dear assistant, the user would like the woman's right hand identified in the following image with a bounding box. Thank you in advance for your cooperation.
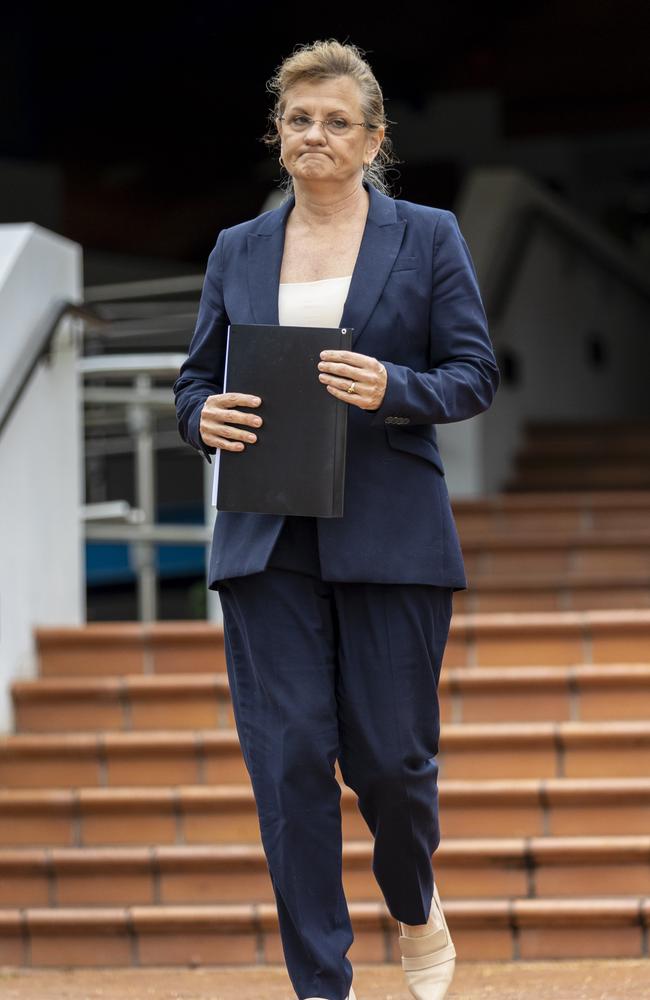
[199,392,263,452]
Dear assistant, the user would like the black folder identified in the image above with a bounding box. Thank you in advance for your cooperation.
[211,323,352,516]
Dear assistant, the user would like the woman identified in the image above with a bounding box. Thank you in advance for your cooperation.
[173,39,500,1000]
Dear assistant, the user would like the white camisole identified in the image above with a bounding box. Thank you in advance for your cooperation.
[278,274,353,327]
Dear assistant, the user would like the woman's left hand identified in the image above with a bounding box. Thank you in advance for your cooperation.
[318,350,388,411]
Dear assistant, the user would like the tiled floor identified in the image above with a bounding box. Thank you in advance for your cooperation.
[1,960,649,999]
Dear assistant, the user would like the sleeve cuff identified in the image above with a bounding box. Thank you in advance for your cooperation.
[189,399,216,463]
[367,361,412,426]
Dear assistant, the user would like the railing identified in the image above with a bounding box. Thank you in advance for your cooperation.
[0,271,218,624]
[483,202,650,323]
[0,300,106,439]
[80,354,213,622]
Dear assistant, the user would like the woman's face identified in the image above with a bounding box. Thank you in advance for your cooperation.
[276,76,383,189]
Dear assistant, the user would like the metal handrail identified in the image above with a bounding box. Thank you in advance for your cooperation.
[85,523,210,543]
[80,353,213,622]
[0,300,109,440]
[83,274,205,302]
[483,202,650,322]
[79,354,188,377]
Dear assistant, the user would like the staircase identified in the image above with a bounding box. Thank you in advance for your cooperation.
[1,426,650,968]
[505,419,650,491]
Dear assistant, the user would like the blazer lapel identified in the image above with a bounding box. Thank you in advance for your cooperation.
[246,178,406,350]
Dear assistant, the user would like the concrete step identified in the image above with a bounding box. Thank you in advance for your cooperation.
[451,489,650,535]
[2,720,650,787]
[523,420,650,447]
[32,610,650,677]
[35,622,226,679]
[451,490,650,606]
[12,673,236,734]
[453,577,650,612]
[458,530,650,582]
[440,664,650,724]
[445,609,650,667]
[0,895,648,967]
[506,469,650,490]
[11,664,650,733]
[0,835,648,908]
[521,440,650,458]
[505,422,650,492]
[1,777,649,847]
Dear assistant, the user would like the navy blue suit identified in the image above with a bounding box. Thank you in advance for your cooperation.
[173,178,500,591]
[173,179,499,1000]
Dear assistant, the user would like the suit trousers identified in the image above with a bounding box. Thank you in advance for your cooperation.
[216,514,454,1000]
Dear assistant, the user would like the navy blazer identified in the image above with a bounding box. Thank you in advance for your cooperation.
[173,178,500,591]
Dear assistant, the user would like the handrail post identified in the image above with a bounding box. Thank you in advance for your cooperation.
[128,373,157,621]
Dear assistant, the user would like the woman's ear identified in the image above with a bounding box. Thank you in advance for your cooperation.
[368,127,385,163]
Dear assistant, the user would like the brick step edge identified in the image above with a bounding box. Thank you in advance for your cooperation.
[451,490,650,509]
[1,897,649,931]
[12,662,650,699]
[31,609,650,640]
[0,833,649,871]
[1,777,650,811]
[34,608,650,647]
[2,898,650,966]
[5,719,650,751]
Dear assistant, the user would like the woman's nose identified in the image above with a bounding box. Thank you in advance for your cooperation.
[305,121,328,138]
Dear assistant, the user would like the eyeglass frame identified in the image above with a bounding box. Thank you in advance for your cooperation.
[276,113,371,135]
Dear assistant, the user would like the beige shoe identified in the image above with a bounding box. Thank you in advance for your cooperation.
[397,882,456,1000]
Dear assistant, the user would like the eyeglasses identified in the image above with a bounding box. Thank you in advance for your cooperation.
[277,113,369,136]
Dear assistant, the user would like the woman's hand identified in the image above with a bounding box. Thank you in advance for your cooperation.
[198,350,388,453]
[317,350,388,411]
[199,392,263,452]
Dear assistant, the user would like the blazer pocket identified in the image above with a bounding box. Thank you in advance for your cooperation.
[391,255,419,272]
[385,425,446,476]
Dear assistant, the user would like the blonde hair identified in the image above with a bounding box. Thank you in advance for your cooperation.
[261,38,400,198]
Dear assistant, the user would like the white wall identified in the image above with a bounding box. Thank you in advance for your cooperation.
[445,167,650,496]
[0,225,84,734]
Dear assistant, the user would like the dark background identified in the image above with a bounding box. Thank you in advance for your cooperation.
[3,1,650,278]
